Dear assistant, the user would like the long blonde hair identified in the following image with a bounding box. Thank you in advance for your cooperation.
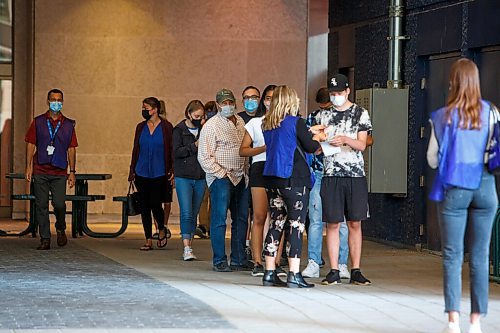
[446,58,482,129]
[262,85,300,130]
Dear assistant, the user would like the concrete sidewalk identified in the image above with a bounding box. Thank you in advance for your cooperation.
[1,219,500,333]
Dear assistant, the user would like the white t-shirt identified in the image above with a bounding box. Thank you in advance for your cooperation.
[187,127,199,137]
[244,116,266,163]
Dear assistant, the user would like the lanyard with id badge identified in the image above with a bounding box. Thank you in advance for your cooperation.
[46,119,61,156]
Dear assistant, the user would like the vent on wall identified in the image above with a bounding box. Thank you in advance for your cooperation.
[356,88,409,194]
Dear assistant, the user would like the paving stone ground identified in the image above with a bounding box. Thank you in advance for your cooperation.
[1,218,500,333]
[0,238,232,330]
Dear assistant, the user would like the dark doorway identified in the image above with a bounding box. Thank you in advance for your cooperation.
[423,53,461,251]
[475,46,500,196]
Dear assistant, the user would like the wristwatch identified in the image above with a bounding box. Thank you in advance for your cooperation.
[70,169,76,173]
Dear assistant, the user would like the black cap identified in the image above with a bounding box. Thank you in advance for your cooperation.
[328,74,349,92]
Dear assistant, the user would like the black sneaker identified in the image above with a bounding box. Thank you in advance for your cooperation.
[321,269,342,285]
[245,246,253,262]
[320,257,326,268]
[349,269,371,285]
[230,261,254,271]
[275,265,287,277]
[213,262,232,272]
[194,225,209,239]
[251,263,265,277]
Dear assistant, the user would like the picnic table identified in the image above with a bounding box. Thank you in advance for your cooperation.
[3,173,127,239]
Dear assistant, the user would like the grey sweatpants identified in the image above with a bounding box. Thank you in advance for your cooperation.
[33,174,67,240]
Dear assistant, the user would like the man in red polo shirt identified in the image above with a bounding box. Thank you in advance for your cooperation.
[25,88,78,250]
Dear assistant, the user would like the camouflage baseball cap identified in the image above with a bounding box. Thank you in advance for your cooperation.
[216,88,236,104]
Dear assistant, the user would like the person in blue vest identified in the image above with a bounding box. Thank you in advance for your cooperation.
[427,58,498,333]
[240,84,287,278]
[261,85,322,288]
[25,88,78,250]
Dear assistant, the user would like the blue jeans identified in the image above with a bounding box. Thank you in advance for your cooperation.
[308,171,349,265]
[209,178,249,266]
[339,221,349,265]
[438,171,497,314]
[175,177,206,240]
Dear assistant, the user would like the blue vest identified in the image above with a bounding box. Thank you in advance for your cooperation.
[263,115,298,178]
[35,114,75,170]
[429,100,490,201]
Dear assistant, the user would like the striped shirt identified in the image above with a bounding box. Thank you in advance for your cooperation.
[198,113,248,187]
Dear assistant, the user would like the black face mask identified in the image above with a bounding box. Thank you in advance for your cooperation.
[142,109,152,121]
[206,111,217,119]
[191,119,203,128]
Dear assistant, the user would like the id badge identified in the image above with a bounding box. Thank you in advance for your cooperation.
[47,145,55,156]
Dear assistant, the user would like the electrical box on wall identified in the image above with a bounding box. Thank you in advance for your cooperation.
[355,88,409,194]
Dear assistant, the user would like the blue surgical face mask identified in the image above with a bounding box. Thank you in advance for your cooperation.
[206,111,217,119]
[220,105,235,118]
[330,94,346,107]
[243,99,258,113]
[49,101,63,113]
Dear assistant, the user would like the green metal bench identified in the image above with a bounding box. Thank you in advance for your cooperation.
[9,194,105,238]
[84,196,128,238]
[75,196,129,238]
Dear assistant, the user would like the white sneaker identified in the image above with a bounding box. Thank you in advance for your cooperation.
[468,323,482,333]
[302,259,320,278]
[442,322,461,333]
[183,247,197,261]
[339,264,350,279]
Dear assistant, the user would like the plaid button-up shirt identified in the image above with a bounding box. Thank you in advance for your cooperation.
[198,113,248,187]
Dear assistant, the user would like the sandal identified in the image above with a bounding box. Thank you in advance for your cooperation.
[157,228,168,248]
[140,244,153,251]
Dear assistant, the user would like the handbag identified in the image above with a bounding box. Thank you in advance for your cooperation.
[296,140,316,188]
[487,103,500,175]
[126,181,142,216]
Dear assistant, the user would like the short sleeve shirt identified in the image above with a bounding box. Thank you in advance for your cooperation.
[244,116,266,163]
[318,104,372,177]
[237,111,255,124]
[25,111,78,176]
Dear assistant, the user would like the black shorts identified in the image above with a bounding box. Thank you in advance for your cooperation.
[249,161,266,188]
[320,176,369,223]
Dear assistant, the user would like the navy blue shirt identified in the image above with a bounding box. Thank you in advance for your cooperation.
[135,125,166,178]
[306,108,324,172]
